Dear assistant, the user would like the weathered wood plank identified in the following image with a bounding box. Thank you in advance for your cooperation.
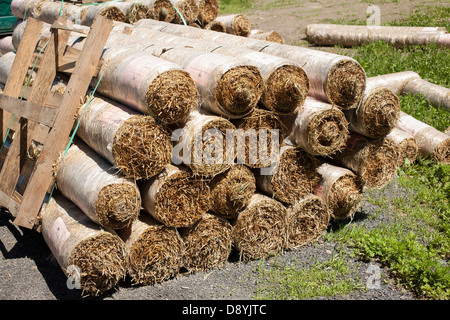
[13,16,113,229]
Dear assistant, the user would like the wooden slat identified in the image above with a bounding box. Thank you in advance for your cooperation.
[1,18,43,140]
[0,20,71,197]
[0,189,20,217]
[14,16,113,230]
[0,94,58,127]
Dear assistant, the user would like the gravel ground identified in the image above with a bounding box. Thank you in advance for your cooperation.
[0,185,416,301]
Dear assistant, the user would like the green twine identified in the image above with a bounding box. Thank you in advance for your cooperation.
[173,6,187,26]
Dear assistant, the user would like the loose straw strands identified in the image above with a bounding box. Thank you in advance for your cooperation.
[139,164,211,228]
[286,194,330,249]
[332,132,400,189]
[54,140,141,230]
[170,0,199,25]
[74,95,173,180]
[180,212,233,272]
[232,193,288,260]
[314,162,363,220]
[386,128,419,166]
[281,97,349,157]
[195,0,219,26]
[209,164,256,219]
[232,108,286,168]
[344,85,400,139]
[41,195,128,295]
[256,145,320,205]
[396,112,450,164]
[172,111,236,177]
[117,214,185,285]
[249,29,284,44]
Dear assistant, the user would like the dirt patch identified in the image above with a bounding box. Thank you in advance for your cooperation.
[246,0,445,46]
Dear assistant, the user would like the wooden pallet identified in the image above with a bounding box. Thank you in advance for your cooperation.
[0,15,112,230]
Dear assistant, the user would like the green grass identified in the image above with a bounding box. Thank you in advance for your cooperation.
[218,0,253,14]
[254,253,366,299]
[253,5,450,300]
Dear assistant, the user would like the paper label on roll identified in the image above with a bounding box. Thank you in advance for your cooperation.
[48,217,70,253]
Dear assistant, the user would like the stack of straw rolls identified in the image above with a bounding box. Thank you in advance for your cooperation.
[101,30,264,119]
[116,214,185,285]
[209,164,256,219]
[54,140,141,230]
[232,193,288,260]
[139,164,211,228]
[180,212,233,272]
[134,19,367,110]
[114,24,309,115]
[41,195,128,295]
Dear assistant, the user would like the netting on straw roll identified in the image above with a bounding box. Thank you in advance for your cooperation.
[314,162,363,220]
[281,97,349,156]
[286,194,330,249]
[195,0,218,26]
[232,108,286,168]
[172,111,236,177]
[139,164,211,228]
[396,112,450,164]
[363,71,422,96]
[249,29,285,44]
[386,128,419,166]
[54,140,141,230]
[256,145,320,205]
[41,195,128,295]
[180,213,233,272]
[133,19,367,110]
[214,14,252,37]
[209,164,256,219]
[73,94,173,180]
[306,24,450,48]
[232,193,288,260]
[170,0,199,25]
[332,132,400,189]
[117,214,185,285]
[402,78,450,111]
